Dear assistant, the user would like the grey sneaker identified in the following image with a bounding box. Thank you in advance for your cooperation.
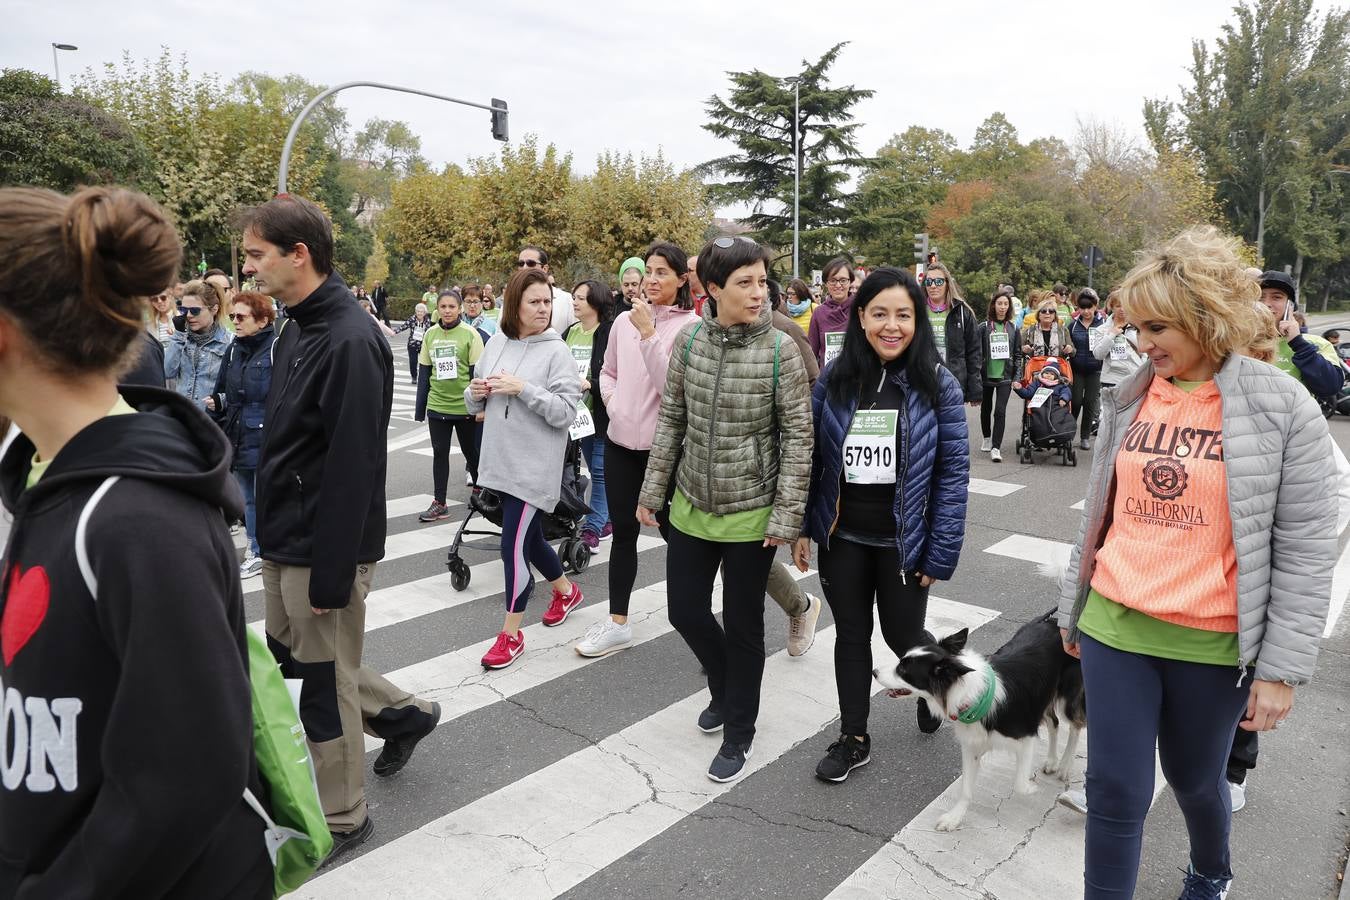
[1080,438,1091,450]
[239,556,263,579]
[707,740,753,783]
[981,436,993,452]
[1057,787,1088,814]
[575,619,633,658]
[697,704,724,734]
[787,593,823,657]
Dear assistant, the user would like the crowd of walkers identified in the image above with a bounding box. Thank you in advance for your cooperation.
[0,182,1339,900]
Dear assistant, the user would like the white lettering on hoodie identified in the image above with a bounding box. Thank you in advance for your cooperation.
[1,681,81,792]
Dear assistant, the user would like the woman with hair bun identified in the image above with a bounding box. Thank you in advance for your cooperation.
[0,186,271,896]
[1057,226,1337,899]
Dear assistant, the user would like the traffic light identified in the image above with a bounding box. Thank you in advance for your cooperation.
[913,232,929,264]
[1081,245,1104,267]
[490,98,509,143]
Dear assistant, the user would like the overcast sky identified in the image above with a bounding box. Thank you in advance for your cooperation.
[7,0,1322,193]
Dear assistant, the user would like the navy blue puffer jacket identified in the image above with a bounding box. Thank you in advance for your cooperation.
[803,361,970,580]
[209,325,275,471]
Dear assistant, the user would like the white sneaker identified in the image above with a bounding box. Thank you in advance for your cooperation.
[1228,780,1246,812]
[239,556,264,579]
[787,593,823,657]
[575,619,633,657]
[1057,787,1088,814]
[990,448,1002,462]
[980,437,993,452]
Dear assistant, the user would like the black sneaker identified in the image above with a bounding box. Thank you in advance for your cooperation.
[816,734,872,783]
[697,704,724,734]
[917,698,943,734]
[319,815,374,869]
[373,702,441,777]
[707,740,753,783]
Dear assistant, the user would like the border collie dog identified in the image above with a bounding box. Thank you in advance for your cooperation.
[873,615,1085,831]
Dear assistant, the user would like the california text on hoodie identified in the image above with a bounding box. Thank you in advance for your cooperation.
[256,271,393,609]
[465,328,581,512]
[0,386,271,899]
[599,303,698,451]
[807,295,853,367]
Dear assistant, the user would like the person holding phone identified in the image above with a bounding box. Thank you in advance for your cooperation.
[165,279,232,408]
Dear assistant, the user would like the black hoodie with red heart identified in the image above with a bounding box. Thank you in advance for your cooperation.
[0,386,271,899]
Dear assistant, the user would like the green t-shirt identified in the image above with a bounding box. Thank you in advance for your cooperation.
[1057,304,1073,327]
[1274,332,1341,386]
[670,488,772,543]
[418,321,484,416]
[565,322,598,411]
[483,306,500,320]
[1078,589,1239,667]
[928,307,948,358]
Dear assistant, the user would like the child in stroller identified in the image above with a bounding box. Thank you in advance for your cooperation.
[1013,357,1078,466]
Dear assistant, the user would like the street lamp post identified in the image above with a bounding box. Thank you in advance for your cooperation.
[791,77,801,280]
[51,43,77,88]
[277,81,508,195]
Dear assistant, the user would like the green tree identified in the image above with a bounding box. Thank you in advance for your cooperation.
[382,165,473,284]
[0,68,150,191]
[954,112,1034,182]
[847,126,956,265]
[699,43,873,270]
[943,195,1081,301]
[465,136,576,276]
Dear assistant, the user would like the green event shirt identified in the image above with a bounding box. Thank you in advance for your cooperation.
[928,307,947,357]
[418,321,484,416]
[1274,332,1341,385]
[565,322,598,411]
[671,489,772,543]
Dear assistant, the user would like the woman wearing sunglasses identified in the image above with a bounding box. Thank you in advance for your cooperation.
[921,262,984,406]
[1021,297,1075,358]
[808,257,856,369]
[165,279,232,410]
[205,292,277,579]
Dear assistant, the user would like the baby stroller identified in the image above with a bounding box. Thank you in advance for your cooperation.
[444,439,593,591]
[1014,355,1078,467]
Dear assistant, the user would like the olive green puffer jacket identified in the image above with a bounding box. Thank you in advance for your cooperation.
[639,304,813,542]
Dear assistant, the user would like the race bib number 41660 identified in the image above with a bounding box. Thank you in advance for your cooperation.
[843,409,898,484]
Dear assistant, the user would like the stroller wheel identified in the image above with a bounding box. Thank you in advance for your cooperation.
[1069,448,1079,467]
[560,539,575,573]
[449,558,470,592]
[1022,449,1033,464]
[570,540,592,573]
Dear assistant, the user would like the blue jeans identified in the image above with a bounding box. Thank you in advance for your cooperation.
[234,468,260,557]
[579,434,609,534]
[1079,634,1251,898]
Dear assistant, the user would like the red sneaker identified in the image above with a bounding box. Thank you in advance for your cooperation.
[481,631,524,669]
[541,583,584,627]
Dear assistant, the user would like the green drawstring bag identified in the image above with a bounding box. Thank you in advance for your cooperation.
[76,477,333,897]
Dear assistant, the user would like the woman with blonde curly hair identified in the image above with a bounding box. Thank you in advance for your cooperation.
[1056,226,1336,898]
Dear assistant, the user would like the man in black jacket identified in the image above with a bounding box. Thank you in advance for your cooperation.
[371,281,389,325]
[241,195,439,862]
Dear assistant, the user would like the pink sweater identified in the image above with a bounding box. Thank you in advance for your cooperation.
[600,304,698,451]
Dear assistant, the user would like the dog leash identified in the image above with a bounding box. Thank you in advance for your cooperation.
[953,667,998,724]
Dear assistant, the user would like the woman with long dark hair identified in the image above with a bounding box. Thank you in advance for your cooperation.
[977,287,1023,462]
[794,266,970,783]
[563,280,616,552]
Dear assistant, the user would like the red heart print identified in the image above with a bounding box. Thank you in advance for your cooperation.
[2,564,50,666]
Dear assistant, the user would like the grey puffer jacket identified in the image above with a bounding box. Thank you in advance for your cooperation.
[639,304,813,543]
[1057,354,1336,684]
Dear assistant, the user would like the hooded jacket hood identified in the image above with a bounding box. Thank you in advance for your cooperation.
[0,385,242,521]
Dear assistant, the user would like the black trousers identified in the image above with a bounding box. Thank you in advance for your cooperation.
[406,343,420,383]
[603,439,670,616]
[666,526,776,747]
[980,381,1013,448]
[427,413,480,503]
[1071,369,1102,440]
[818,536,931,737]
[1226,725,1258,785]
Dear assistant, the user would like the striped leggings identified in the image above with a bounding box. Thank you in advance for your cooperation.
[498,492,563,613]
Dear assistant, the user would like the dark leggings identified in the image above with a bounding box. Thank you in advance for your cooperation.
[427,413,480,502]
[407,343,420,382]
[603,439,670,617]
[1072,369,1102,440]
[498,492,563,614]
[666,526,776,747]
[1079,634,1251,898]
[980,381,1013,449]
[818,536,931,736]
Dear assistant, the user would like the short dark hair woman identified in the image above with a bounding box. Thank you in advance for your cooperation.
[794,266,971,784]
[638,235,812,784]
[808,256,856,368]
[206,290,277,578]
[977,289,1024,462]
[467,267,584,669]
[0,186,271,896]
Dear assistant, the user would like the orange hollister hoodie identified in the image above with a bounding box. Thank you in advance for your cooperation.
[1091,377,1238,632]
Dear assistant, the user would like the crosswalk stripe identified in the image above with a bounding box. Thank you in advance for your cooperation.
[243,516,476,599]
[982,534,1072,567]
[358,549,802,753]
[247,534,663,639]
[298,597,999,898]
[408,447,462,457]
[1069,499,1086,511]
[387,428,431,452]
[969,478,1025,498]
[385,494,440,518]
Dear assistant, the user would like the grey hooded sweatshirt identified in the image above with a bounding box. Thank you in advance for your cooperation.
[465,329,581,512]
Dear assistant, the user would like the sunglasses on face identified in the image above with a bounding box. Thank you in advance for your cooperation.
[179,306,204,316]
[516,258,542,268]
[923,277,946,287]
[229,313,251,323]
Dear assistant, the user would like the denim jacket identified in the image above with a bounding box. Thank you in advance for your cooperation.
[165,324,232,408]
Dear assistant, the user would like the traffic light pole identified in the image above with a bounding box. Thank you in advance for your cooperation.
[276,81,508,195]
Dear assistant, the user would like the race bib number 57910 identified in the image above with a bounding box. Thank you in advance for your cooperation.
[843,410,898,484]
